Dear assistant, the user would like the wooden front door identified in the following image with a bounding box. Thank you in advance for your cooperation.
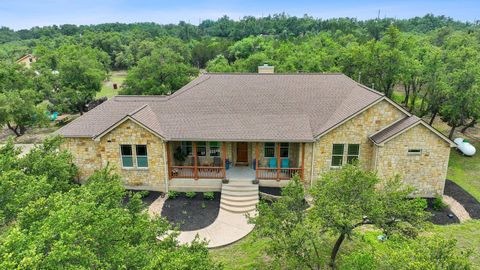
[236,142,248,164]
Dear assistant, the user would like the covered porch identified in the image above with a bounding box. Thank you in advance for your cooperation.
[166,141,306,182]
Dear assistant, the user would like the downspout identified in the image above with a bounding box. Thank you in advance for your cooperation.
[310,141,315,187]
[163,141,169,193]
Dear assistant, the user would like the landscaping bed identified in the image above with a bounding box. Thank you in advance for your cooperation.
[161,192,221,231]
[425,198,460,225]
[444,179,480,219]
[123,190,162,208]
[259,187,282,196]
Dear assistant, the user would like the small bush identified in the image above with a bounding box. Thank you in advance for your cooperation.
[203,192,215,200]
[201,202,206,209]
[139,191,150,198]
[185,191,197,198]
[432,196,447,211]
[168,190,179,199]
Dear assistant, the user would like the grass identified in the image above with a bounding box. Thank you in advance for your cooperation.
[97,70,127,98]
[211,140,480,268]
[210,233,269,269]
[447,141,480,201]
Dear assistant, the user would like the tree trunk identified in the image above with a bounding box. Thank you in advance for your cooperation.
[448,125,457,140]
[403,85,410,106]
[6,122,21,137]
[79,105,84,115]
[429,111,438,125]
[330,233,346,269]
[461,119,477,134]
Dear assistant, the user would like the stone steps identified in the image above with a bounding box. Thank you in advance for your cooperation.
[220,181,259,214]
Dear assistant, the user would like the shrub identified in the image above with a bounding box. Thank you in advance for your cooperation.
[203,192,215,200]
[432,196,447,211]
[168,190,179,199]
[185,191,197,198]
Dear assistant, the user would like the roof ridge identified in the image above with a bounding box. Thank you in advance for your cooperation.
[128,104,148,116]
[205,72,345,75]
[167,74,211,99]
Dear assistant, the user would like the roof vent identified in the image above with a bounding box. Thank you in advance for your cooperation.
[258,64,274,74]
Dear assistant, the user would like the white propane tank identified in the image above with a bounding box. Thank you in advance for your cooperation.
[454,138,476,156]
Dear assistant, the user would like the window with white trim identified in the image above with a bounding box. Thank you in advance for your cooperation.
[331,144,360,167]
[264,142,275,158]
[181,141,192,156]
[121,145,133,168]
[280,143,289,158]
[136,145,148,168]
[209,142,220,156]
[197,142,207,156]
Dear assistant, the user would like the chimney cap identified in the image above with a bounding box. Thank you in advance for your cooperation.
[258,64,274,74]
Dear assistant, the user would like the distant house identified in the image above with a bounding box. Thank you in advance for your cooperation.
[58,68,454,200]
[16,54,37,68]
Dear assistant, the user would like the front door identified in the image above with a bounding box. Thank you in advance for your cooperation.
[236,142,248,164]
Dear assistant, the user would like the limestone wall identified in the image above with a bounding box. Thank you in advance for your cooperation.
[311,100,406,183]
[375,124,450,197]
[61,137,101,180]
[63,120,167,191]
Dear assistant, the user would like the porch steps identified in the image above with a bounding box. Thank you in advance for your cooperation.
[220,182,259,213]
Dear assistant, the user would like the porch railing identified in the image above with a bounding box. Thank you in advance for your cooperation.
[256,167,303,180]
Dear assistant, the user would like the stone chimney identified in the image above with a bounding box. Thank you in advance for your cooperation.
[258,64,274,74]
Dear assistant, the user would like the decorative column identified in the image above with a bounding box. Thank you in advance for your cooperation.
[166,142,171,180]
[276,142,281,181]
[255,142,259,180]
[301,143,305,181]
[222,142,227,179]
[193,142,198,180]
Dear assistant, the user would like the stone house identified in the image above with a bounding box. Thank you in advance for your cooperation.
[16,54,37,68]
[57,72,455,198]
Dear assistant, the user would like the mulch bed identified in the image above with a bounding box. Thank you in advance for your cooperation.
[161,192,221,231]
[123,190,162,208]
[425,198,460,225]
[259,187,282,196]
[444,179,480,219]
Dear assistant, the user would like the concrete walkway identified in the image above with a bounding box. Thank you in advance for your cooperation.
[148,195,255,248]
[176,209,255,248]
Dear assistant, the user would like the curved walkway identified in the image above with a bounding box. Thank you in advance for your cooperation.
[443,195,471,222]
[148,196,255,248]
[176,209,255,248]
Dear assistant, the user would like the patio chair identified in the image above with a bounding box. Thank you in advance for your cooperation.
[269,158,277,168]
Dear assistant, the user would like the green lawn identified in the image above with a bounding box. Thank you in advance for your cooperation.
[448,141,480,200]
[211,141,480,268]
[97,71,127,98]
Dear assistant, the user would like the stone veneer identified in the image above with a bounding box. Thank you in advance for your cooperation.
[63,119,167,191]
[310,100,406,183]
[63,99,451,196]
[374,124,450,197]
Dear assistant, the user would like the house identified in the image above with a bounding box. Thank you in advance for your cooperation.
[16,54,37,68]
[57,71,455,198]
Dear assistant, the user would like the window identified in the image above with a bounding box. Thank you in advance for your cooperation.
[209,142,220,156]
[120,145,133,168]
[181,141,192,156]
[331,144,360,167]
[264,142,275,158]
[280,143,289,158]
[347,144,360,164]
[136,145,148,168]
[197,142,206,156]
[408,149,422,155]
[331,144,344,167]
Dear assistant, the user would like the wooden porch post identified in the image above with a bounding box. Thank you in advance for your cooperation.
[222,142,227,179]
[166,142,171,180]
[301,143,305,181]
[276,142,281,181]
[193,142,198,180]
[255,142,259,180]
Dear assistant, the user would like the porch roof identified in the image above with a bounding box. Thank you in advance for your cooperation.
[57,73,384,141]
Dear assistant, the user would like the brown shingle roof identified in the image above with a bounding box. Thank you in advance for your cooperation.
[57,73,385,141]
[369,115,421,144]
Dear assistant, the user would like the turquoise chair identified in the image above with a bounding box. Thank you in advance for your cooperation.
[281,158,289,168]
[269,158,277,168]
